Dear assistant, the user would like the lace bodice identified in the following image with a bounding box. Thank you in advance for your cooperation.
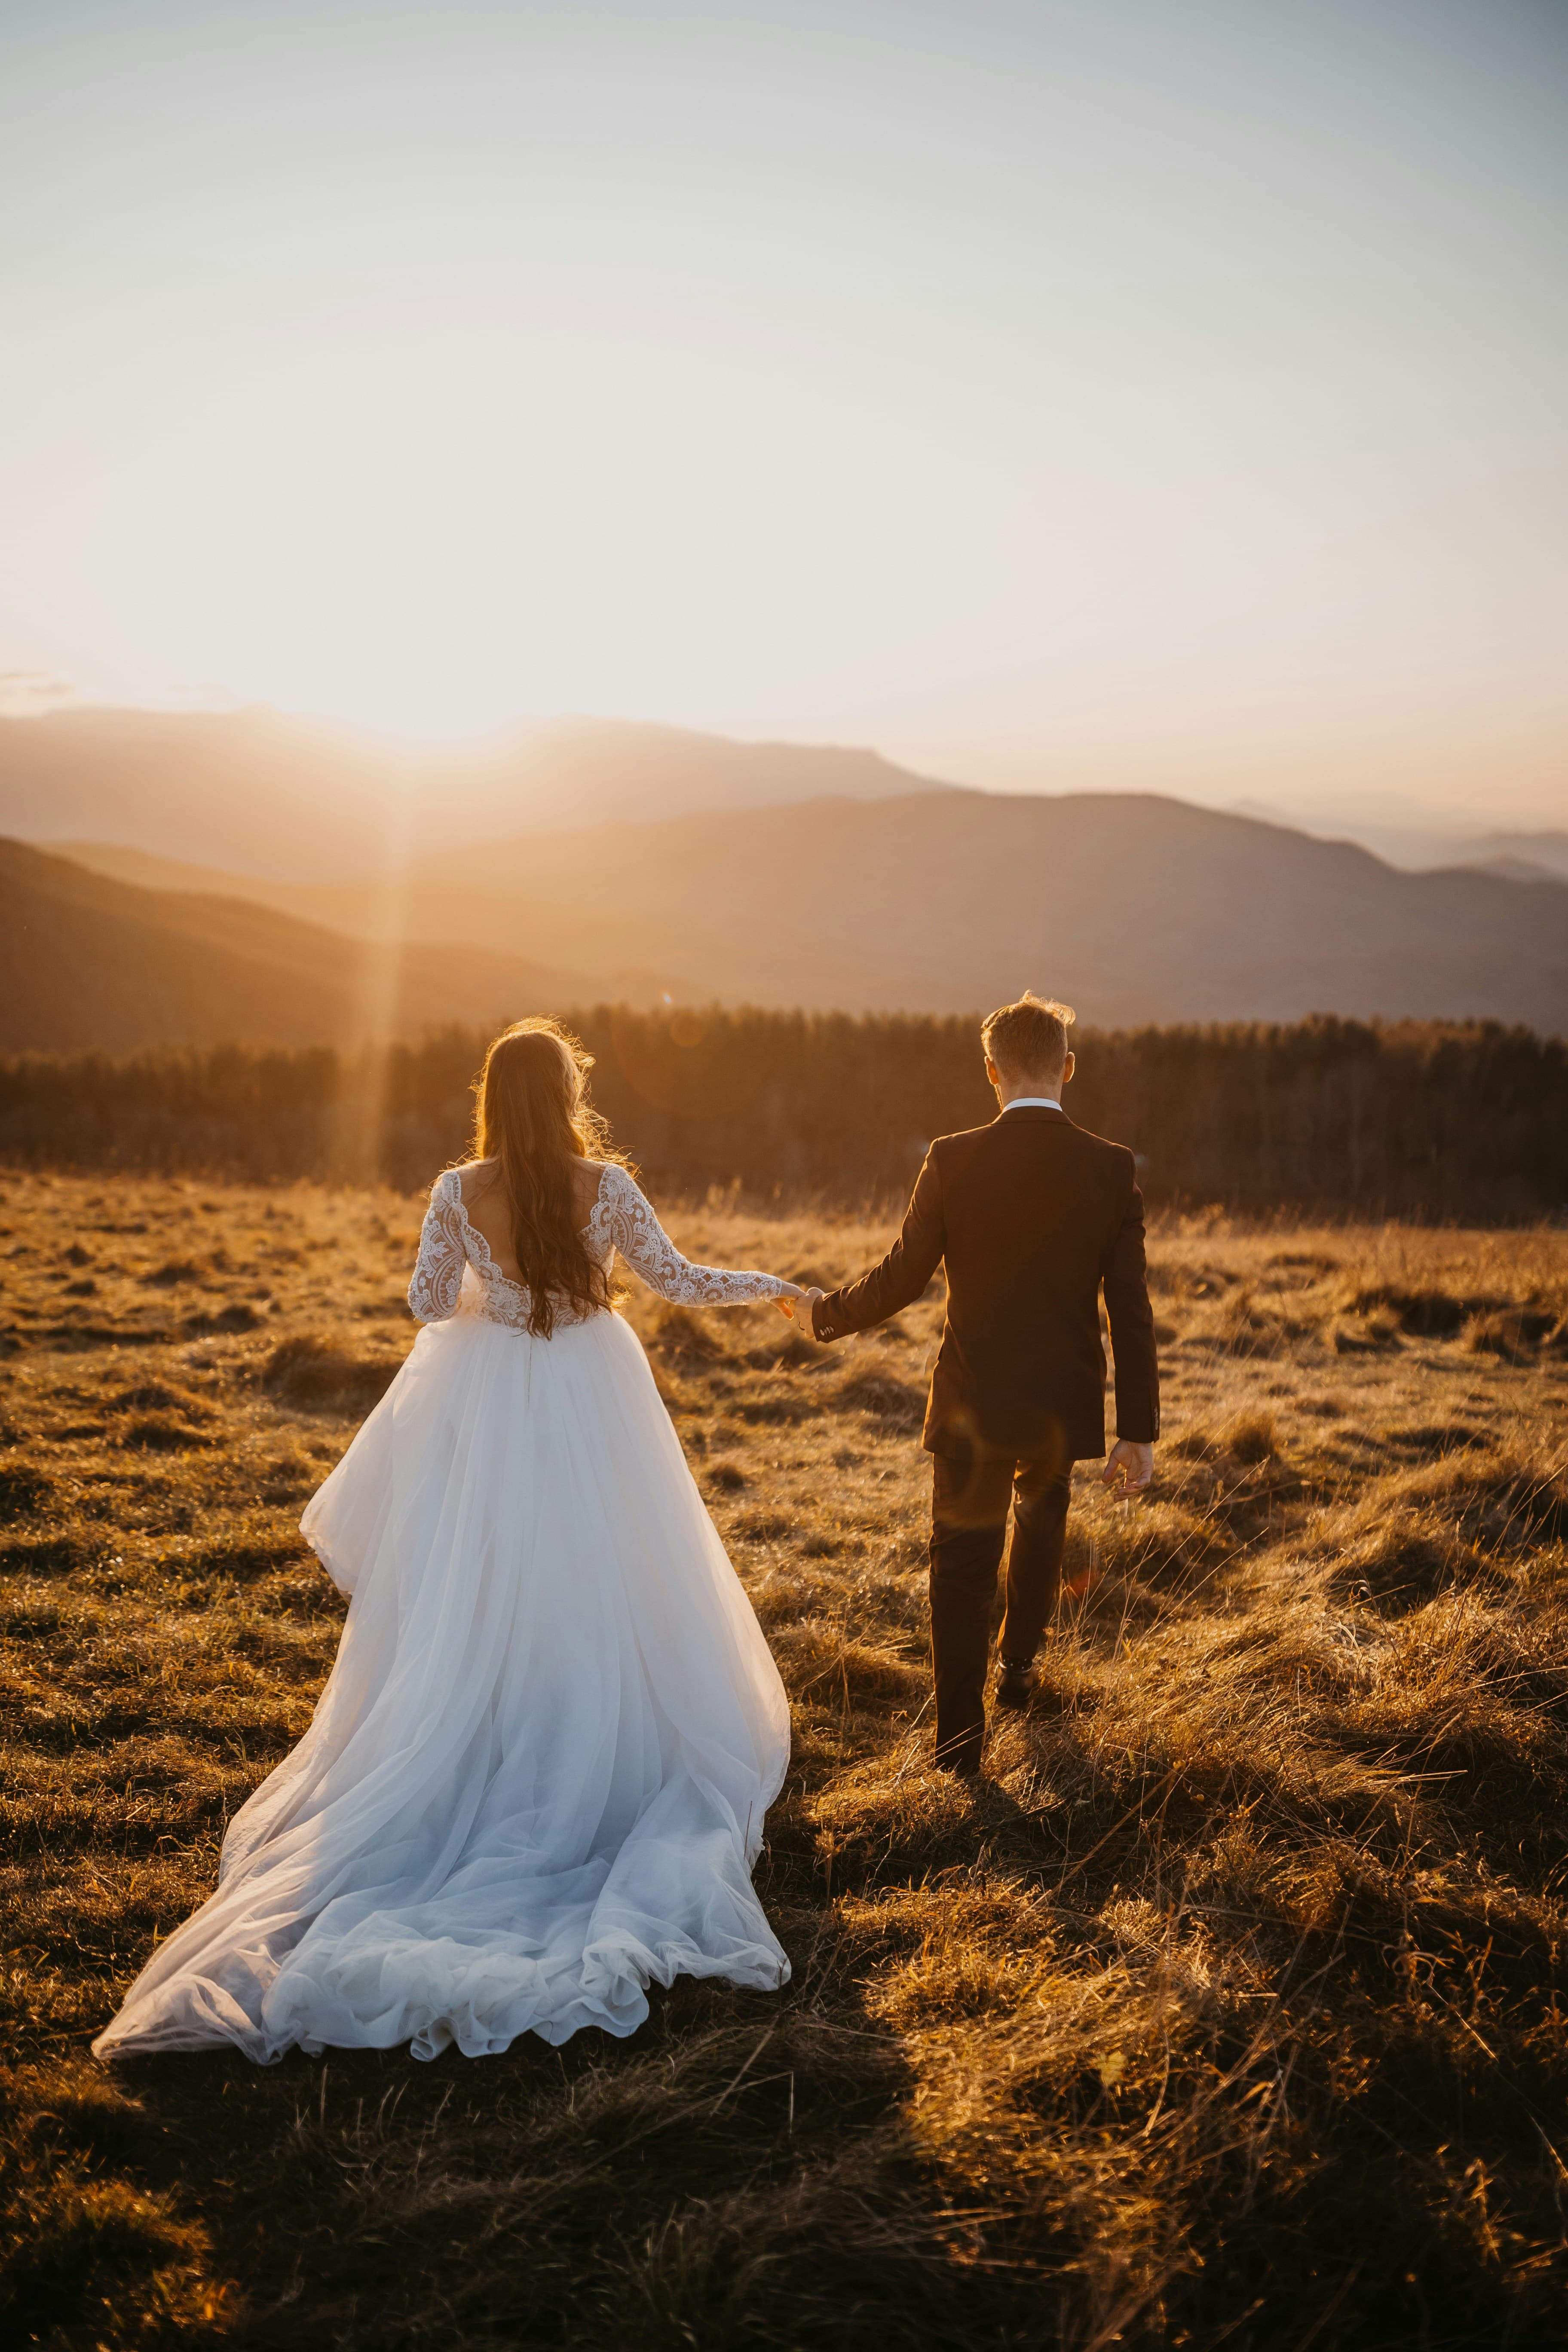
[407,1164,790,1333]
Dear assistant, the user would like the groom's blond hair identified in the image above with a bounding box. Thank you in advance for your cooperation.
[981,991,1076,1081]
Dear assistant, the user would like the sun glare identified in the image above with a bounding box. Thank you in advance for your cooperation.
[0,3,1562,816]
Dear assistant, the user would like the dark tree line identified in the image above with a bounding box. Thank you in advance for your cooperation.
[1,1010,1563,1221]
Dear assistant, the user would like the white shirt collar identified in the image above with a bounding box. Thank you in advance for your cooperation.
[1001,1096,1063,1113]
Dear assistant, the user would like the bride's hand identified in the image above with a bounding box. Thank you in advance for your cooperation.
[775,1283,804,1319]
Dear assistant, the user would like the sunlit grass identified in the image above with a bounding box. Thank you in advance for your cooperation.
[1,1171,1566,2346]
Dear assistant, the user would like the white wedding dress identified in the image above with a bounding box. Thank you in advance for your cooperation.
[94,1165,793,2064]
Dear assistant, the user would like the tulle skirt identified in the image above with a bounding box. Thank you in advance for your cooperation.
[93,1302,792,2063]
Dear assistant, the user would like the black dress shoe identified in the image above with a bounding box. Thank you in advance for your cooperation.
[995,1660,1032,1712]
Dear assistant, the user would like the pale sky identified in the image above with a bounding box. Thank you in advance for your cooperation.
[2,0,1565,821]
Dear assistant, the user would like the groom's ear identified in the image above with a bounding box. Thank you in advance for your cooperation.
[1062,1050,1075,1086]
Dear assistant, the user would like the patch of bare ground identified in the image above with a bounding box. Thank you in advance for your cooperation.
[1,1173,1566,2347]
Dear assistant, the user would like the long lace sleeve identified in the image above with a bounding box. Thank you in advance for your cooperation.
[588,1166,791,1307]
[407,1170,468,1323]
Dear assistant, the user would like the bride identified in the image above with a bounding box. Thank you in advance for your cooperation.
[95,1019,802,2064]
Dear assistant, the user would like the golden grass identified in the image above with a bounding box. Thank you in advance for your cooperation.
[1,1172,1566,2348]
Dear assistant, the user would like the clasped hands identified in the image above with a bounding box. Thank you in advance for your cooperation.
[776,1283,824,1337]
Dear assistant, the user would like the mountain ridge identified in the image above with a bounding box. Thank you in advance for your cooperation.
[0,706,952,882]
[0,839,589,1054]
[26,787,1568,1040]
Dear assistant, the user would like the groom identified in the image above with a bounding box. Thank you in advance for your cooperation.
[790,992,1159,1776]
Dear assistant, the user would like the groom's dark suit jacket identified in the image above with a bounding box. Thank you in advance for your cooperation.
[808,1104,1160,1463]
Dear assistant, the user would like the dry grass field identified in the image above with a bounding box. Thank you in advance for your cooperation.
[2,1169,1568,2350]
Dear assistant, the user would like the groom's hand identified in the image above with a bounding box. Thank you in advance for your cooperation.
[1102,1439,1154,1494]
[792,1286,824,1338]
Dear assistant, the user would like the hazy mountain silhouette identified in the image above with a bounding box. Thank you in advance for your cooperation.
[36,790,1568,1036]
[0,706,947,881]
[1445,830,1568,883]
[1231,799,1568,884]
[380,790,1568,1026]
[0,841,588,1054]
[42,841,360,928]
[1467,854,1565,886]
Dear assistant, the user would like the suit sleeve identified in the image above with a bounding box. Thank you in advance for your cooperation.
[1102,1157,1160,1442]
[812,1145,946,1341]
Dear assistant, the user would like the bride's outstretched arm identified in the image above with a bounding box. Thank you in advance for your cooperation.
[591,1166,798,1308]
[407,1170,467,1323]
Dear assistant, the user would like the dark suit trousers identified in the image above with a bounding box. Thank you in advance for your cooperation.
[929,1452,1072,1773]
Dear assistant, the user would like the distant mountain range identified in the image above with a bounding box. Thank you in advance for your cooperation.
[1466,849,1568,886]
[1412,829,1568,884]
[7,703,1560,890]
[9,783,1568,1048]
[2,703,1565,1044]
[0,707,947,881]
[1229,799,1568,885]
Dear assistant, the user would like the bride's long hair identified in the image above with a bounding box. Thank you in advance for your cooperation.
[468,1019,632,1338]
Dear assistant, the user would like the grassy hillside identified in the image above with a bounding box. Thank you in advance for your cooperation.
[0,842,585,1053]
[1,1173,1566,2347]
